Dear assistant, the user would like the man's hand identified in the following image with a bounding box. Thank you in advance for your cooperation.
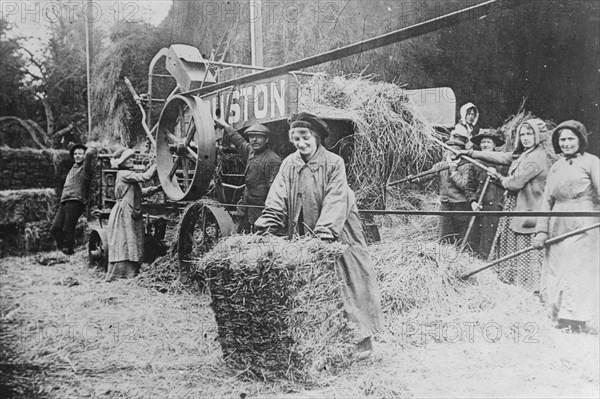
[471,201,482,212]
[150,185,162,195]
[532,232,548,250]
[214,116,230,130]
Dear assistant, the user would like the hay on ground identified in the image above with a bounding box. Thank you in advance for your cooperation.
[199,234,358,383]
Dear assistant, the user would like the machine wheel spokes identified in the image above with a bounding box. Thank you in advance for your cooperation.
[177,202,235,285]
[156,95,216,201]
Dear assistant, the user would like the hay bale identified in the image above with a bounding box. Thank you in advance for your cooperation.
[0,219,88,257]
[299,75,441,209]
[0,147,71,191]
[0,188,57,225]
[23,219,88,253]
[200,235,357,382]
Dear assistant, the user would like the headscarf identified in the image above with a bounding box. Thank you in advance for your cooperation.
[459,102,479,126]
[551,120,588,155]
[513,118,547,155]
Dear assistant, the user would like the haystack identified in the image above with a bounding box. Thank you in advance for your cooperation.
[0,188,57,225]
[23,220,88,253]
[299,75,441,209]
[0,147,71,191]
[199,235,358,382]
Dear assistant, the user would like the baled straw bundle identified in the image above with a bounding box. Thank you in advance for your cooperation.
[23,220,88,253]
[0,188,56,225]
[300,75,441,209]
[200,234,358,382]
[0,147,71,191]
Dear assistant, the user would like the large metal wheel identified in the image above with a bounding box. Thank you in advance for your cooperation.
[88,228,108,270]
[156,95,216,201]
[177,203,235,283]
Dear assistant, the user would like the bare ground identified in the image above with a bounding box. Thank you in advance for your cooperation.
[1,245,599,399]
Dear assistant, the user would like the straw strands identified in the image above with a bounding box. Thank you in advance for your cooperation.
[199,234,358,383]
[300,75,441,209]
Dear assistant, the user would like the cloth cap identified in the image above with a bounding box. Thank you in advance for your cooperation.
[244,123,270,136]
[110,148,135,169]
[288,112,330,140]
[69,143,87,160]
[552,120,589,154]
[471,128,505,147]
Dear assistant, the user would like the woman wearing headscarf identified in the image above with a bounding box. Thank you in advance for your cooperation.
[106,149,160,282]
[466,129,507,258]
[453,102,479,147]
[254,112,385,356]
[462,118,551,292]
[532,121,599,333]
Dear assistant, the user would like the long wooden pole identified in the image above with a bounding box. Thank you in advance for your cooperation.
[430,136,495,174]
[387,166,451,186]
[460,223,600,280]
[85,0,93,138]
[181,0,501,96]
[460,175,491,251]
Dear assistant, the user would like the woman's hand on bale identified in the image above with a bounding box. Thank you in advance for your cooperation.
[532,232,548,249]
[316,231,334,242]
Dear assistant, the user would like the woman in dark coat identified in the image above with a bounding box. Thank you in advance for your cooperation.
[255,112,385,356]
[466,129,507,258]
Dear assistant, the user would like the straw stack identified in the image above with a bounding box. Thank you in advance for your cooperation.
[200,235,357,382]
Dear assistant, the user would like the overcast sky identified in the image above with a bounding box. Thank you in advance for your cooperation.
[3,0,173,57]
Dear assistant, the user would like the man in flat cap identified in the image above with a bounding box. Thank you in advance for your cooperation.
[50,143,97,255]
[216,120,282,233]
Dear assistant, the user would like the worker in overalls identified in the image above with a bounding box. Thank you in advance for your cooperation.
[217,121,282,233]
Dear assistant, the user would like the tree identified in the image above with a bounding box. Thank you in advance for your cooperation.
[91,20,166,145]
[0,5,104,149]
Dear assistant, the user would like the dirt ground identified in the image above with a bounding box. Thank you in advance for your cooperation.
[1,243,599,399]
